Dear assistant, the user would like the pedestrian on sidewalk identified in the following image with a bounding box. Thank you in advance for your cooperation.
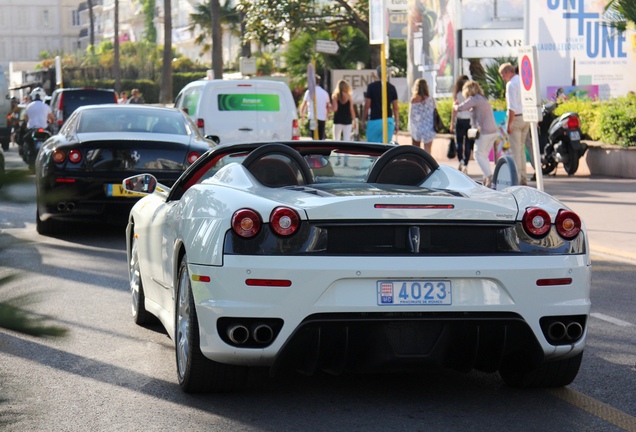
[300,75,331,140]
[408,78,436,153]
[449,75,474,173]
[127,88,145,104]
[454,81,498,188]
[499,63,530,185]
[361,66,399,143]
[331,79,357,166]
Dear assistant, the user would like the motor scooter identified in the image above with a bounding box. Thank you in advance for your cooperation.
[535,102,588,176]
[20,127,51,173]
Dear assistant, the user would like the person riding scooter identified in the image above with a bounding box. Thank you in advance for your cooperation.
[21,87,54,170]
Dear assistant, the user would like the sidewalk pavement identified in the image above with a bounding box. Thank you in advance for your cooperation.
[394,132,636,262]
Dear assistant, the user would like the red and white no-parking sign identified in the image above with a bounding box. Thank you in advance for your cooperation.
[518,46,542,122]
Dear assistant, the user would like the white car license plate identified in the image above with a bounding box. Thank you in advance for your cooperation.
[570,131,581,141]
[377,280,452,306]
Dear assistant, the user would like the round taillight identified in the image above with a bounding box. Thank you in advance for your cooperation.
[555,209,581,240]
[68,149,82,163]
[187,151,200,164]
[52,150,66,164]
[231,209,261,238]
[269,207,300,236]
[522,207,551,237]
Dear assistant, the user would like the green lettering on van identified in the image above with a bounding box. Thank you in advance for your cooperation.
[218,94,280,111]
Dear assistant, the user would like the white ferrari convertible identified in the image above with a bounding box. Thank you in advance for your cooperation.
[124,141,591,393]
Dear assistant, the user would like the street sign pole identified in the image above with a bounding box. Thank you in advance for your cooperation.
[370,0,389,143]
[519,45,544,191]
[307,61,318,140]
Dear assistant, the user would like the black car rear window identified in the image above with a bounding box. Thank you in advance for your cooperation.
[62,90,116,117]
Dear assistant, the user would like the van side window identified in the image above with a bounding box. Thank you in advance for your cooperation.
[183,89,200,118]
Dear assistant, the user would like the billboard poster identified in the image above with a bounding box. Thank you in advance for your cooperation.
[546,85,599,101]
[407,0,456,96]
[529,0,636,99]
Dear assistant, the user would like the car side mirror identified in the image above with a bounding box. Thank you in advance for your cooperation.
[206,135,220,144]
[123,174,157,194]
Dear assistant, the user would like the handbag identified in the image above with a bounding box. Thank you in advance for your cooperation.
[433,108,445,132]
[467,127,480,139]
[446,137,457,159]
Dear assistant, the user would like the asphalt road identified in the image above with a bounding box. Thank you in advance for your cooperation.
[1,146,635,431]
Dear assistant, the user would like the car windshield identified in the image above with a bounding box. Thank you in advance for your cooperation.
[77,107,188,135]
[196,150,378,185]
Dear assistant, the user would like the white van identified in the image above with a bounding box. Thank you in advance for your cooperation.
[174,79,299,144]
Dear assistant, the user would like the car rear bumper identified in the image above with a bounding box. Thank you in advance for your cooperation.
[189,254,591,371]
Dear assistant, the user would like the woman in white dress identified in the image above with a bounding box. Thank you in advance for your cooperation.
[408,78,436,153]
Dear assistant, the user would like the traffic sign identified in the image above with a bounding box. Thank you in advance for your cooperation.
[316,40,339,55]
[518,46,542,122]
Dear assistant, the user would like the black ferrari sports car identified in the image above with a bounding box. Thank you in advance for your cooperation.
[34,104,215,234]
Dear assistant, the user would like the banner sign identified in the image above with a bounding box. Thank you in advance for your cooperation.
[461,29,524,58]
[529,0,635,99]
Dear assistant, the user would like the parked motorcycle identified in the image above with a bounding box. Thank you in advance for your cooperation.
[20,127,51,173]
[535,102,588,176]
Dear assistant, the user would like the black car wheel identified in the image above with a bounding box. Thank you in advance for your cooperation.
[499,351,583,388]
[175,255,248,393]
[129,234,154,325]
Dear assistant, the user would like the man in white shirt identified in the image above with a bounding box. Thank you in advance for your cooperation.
[499,63,530,185]
[299,75,331,140]
[25,88,54,130]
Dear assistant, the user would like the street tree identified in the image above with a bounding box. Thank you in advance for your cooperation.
[285,27,370,89]
[114,0,121,93]
[87,0,95,55]
[142,0,158,43]
[189,0,240,77]
[237,0,380,66]
[160,0,173,103]
[604,0,636,31]
[211,0,222,79]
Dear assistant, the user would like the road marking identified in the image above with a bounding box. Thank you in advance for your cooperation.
[547,388,636,432]
[591,312,635,327]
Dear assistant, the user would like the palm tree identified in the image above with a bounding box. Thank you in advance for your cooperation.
[211,0,222,79]
[160,0,173,103]
[87,0,95,55]
[114,0,121,93]
[604,0,636,31]
[189,0,240,76]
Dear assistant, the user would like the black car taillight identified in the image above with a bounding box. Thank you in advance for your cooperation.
[52,149,66,164]
[68,149,82,164]
[187,151,200,165]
